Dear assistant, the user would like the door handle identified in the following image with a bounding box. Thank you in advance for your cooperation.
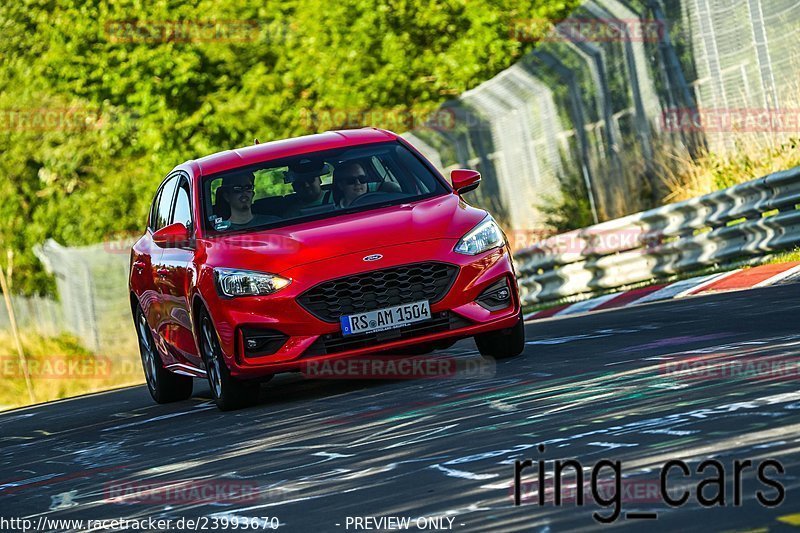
[133,260,146,273]
[156,267,170,277]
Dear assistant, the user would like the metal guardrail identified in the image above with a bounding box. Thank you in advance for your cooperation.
[514,166,800,305]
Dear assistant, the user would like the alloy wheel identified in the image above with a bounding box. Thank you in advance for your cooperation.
[137,312,157,391]
[201,317,223,399]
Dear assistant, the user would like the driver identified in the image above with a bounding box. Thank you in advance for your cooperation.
[333,161,369,208]
[218,174,279,230]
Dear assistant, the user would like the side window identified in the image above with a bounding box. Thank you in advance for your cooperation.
[370,155,404,193]
[371,155,399,184]
[252,167,293,200]
[171,179,192,229]
[149,188,163,230]
[155,177,178,231]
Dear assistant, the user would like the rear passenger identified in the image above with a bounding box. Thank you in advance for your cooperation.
[281,161,333,216]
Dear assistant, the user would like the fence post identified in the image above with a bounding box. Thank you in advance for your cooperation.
[0,261,36,404]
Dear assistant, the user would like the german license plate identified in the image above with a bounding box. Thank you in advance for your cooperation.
[340,300,431,336]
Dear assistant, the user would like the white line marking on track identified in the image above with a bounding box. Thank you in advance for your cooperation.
[604,359,639,366]
[555,293,620,316]
[431,464,500,480]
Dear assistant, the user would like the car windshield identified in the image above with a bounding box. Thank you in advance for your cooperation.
[202,141,448,234]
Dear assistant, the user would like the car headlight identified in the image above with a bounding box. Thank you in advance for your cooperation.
[454,216,506,255]
[214,268,291,297]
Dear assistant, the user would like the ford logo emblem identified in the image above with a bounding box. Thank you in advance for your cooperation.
[363,254,383,262]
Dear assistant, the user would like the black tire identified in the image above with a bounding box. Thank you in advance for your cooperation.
[135,304,193,403]
[474,312,525,359]
[198,311,259,411]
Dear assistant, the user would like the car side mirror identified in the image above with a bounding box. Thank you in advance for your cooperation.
[153,222,191,248]
[450,169,481,194]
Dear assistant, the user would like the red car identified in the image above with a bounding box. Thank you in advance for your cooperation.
[129,128,524,410]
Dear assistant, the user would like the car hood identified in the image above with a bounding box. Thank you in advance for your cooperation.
[199,194,487,274]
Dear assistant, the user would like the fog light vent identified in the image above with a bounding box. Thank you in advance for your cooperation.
[240,327,288,357]
[476,278,513,311]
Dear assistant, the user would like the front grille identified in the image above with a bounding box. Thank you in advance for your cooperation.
[303,311,472,356]
[297,262,459,323]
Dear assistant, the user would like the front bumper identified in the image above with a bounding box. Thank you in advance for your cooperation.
[203,239,520,379]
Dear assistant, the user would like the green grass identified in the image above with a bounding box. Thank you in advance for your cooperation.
[0,331,143,411]
[765,247,800,265]
[660,137,800,204]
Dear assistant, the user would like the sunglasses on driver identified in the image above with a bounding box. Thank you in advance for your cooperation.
[227,184,255,193]
[340,175,369,186]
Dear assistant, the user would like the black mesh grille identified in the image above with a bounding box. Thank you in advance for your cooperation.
[298,262,458,322]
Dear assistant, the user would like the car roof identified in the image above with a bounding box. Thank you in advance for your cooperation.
[177,128,399,178]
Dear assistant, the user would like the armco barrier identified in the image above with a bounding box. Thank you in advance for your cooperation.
[514,166,800,305]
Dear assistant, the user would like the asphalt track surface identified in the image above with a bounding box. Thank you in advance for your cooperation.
[2,283,800,532]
